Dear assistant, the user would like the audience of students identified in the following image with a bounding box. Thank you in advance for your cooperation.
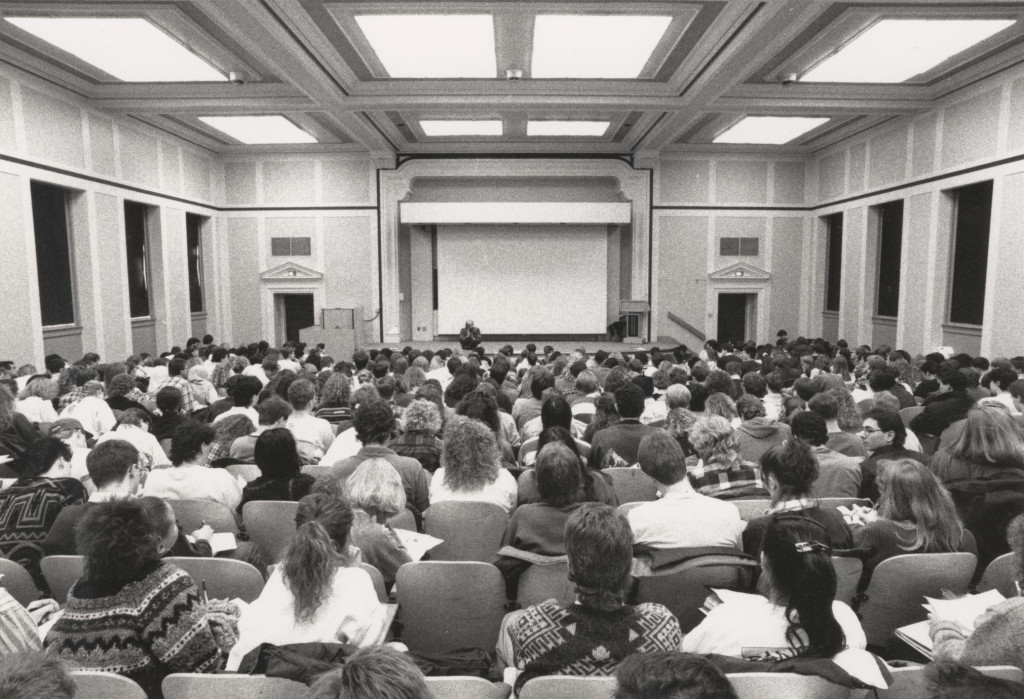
[238,427,316,510]
[142,420,243,510]
[342,458,412,585]
[430,414,517,512]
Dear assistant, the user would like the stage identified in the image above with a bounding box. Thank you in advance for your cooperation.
[358,339,665,356]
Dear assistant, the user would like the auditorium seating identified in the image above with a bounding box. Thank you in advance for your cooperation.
[977,552,1017,598]
[164,557,265,602]
[72,671,148,699]
[0,558,40,606]
[40,555,85,603]
[517,560,575,608]
[424,676,512,699]
[872,665,1023,698]
[423,501,508,561]
[168,499,240,533]
[604,467,659,503]
[161,673,307,699]
[241,500,298,564]
[831,555,863,606]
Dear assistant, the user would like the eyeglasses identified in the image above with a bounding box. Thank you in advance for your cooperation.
[861,426,885,434]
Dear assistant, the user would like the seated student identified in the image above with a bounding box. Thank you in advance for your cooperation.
[46,500,226,696]
[519,395,591,467]
[853,459,975,589]
[517,427,618,507]
[628,432,744,550]
[238,427,316,511]
[929,514,1024,673]
[614,651,739,699]
[588,383,661,469]
[734,394,791,465]
[500,504,682,692]
[229,396,292,463]
[807,391,866,458]
[227,494,389,670]
[0,437,87,589]
[308,646,431,699]
[683,516,866,659]
[789,411,862,499]
[286,378,335,464]
[742,440,853,557]
[45,440,213,557]
[0,651,75,699]
[15,376,59,425]
[142,420,243,510]
[59,380,116,438]
[687,415,768,500]
[430,415,517,513]
[512,368,553,432]
[150,386,188,443]
[94,407,170,470]
[388,399,444,474]
[342,458,412,585]
[212,375,262,428]
[207,414,256,465]
[857,408,930,502]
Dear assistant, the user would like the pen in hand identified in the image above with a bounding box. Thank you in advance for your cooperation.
[201,580,209,605]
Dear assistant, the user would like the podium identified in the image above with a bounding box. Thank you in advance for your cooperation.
[300,306,365,359]
[620,300,650,343]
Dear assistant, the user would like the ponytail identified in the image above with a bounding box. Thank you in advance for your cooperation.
[282,493,354,622]
[762,516,845,658]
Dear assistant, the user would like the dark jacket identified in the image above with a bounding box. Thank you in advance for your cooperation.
[912,390,976,436]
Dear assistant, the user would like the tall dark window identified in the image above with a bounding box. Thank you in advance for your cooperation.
[948,181,993,325]
[124,201,151,318]
[875,200,903,317]
[824,213,843,313]
[30,182,76,326]
[186,214,205,313]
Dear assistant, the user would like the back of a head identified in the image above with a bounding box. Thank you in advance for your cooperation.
[760,516,842,657]
[530,369,555,400]
[156,386,184,414]
[440,415,499,490]
[285,493,354,622]
[354,398,394,445]
[790,411,828,447]
[22,437,71,477]
[258,396,293,426]
[541,394,573,431]
[254,427,301,479]
[760,439,818,498]
[0,652,75,699]
[535,443,582,506]
[308,646,430,699]
[877,458,962,551]
[614,382,645,419]
[231,376,262,406]
[735,394,764,421]
[637,431,687,487]
[287,378,316,410]
[615,651,738,699]
[665,383,691,410]
[565,503,633,611]
[86,439,139,488]
[169,419,215,465]
[344,457,406,519]
[77,499,162,589]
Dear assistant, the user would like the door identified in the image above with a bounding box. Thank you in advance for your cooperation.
[717,293,747,345]
[282,294,315,344]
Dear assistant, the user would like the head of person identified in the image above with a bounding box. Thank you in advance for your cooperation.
[353,398,394,445]
[156,386,184,416]
[167,357,186,378]
[530,369,555,400]
[20,376,58,401]
[535,443,582,507]
[87,439,143,494]
[877,459,964,552]
[613,382,645,420]
[759,516,844,657]
[537,425,583,464]
[401,400,442,437]
[540,394,573,432]
[948,403,1024,468]
[614,651,738,699]
[344,457,406,522]
[307,646,430,699]
[704,392,738,421]
[688,415,738,465]
[760,439,818,503]
[440,415,500,492]
[20,437,73,478]
[213,413,255,452]
[320,373,352,408]
[574,370,598,396]
[253,427,302,479]
[790,411,828,447]
[735,394,764,422]
[664,384,691,411]
[566,504,634,612]
[76,498,166,590]
[287,378,316,412]
[859,408,905,452]
[168,420,215,466]
[0,652,75,699]
[637,431,688,488]
[284,493,355,622]
[257,396,293,428]
[455,390,500,434]
[230,376,262,407]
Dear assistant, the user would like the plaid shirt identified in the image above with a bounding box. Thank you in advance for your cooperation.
[688,456,768,499]
[58,386,86,410]
[388,430,443,473]
[152,376,197,413]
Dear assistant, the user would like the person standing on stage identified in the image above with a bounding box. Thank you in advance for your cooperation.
[459,320,482,350]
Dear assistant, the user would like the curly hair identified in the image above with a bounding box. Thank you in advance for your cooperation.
[344,457,406,519]
[76,499,163,589]
[689,415,739,465]
[705,392,738,420]
[354,398,394,445]
[169,420,215,465]
[19,376,57,401]
[402,399,442,435]
[440,415,500,491]
[319,372,351,408]
[105,373,137,399]
[455,390,501,434]
[760,439,818,501]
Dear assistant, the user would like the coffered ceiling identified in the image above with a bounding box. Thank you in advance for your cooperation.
[1,0,1022,155]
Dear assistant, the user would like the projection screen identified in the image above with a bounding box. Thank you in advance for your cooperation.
[436,224,608,335]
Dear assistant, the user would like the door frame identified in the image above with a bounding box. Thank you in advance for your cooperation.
[706,263,771,343]
[275,292,316,346]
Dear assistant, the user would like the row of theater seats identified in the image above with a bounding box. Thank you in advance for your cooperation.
[63,665,1024,699]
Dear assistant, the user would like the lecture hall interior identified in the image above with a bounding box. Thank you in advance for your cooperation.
[1,0,1023,362]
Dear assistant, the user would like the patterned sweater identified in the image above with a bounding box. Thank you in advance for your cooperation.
[509,600,682,693]
[46,562,224,698]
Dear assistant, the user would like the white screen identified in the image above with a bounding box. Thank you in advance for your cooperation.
[436,225,608,334]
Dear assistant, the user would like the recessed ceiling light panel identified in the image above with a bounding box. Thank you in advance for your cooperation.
[355,15,496,78]
[198,116,317,144]
[532,15,672,78]
[5,17,226,82]
[713,117,829,145]
[420,120,503,136]
[527,121,610,136]
[801,18,1015,83]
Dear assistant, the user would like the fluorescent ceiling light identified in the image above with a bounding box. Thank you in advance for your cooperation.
[198,116,317,144]
[801,19,1015,83]
[527,120,610,136]
[532,15,672,78]
[713,117,829,144]
[5,17,225,82]
[355,15,496,78]
[420,120,503,136]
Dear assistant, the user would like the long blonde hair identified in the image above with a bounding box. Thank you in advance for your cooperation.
[878,459,965,552]
[948,403,1024,469]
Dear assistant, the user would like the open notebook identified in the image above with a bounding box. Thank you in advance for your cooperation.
[895,588,1006,658]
